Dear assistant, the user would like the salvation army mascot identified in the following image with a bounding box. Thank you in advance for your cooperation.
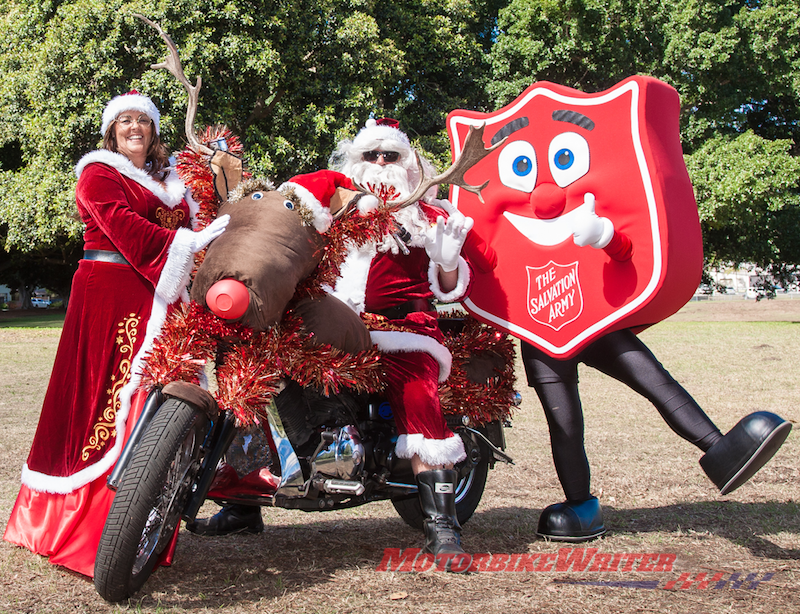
[446,75,792,541]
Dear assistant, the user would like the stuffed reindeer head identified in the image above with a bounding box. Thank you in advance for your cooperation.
[190,151,370,353]
[190,151,326,330]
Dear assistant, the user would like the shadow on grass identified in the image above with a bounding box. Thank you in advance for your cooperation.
[113,499,798,609]
[603,499,800,559]
[0,310,65,328]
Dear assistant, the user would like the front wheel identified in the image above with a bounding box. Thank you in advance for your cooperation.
[391,433,490,530]
[94,398,210,602]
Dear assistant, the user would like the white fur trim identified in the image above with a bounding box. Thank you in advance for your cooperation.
[352,118,412,154]
[278,181,333,233]
[428,257,470,303]
[101,92,160,136]
[357,194,380,215]
[328,242,377,313]
[20,293,171,494]
[395,433,466,466]
[75,150,186,208]
[155,227,196,303]
[370,330,452,382]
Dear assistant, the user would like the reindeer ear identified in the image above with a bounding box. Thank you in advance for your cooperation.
[210,150,243,202]
[329,187,359,217]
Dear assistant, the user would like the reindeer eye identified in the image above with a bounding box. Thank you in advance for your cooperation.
[284,200,295,210]
[251,192,264,200]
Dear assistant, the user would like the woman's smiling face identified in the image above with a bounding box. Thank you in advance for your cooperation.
[113,110,153,168]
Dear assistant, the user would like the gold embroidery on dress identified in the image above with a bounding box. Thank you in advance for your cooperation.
[156,207,187,230]
[81,313,140,461]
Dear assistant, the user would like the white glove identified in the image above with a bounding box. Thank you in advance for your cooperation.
[189,214,230,253]
[572,193,614,249]
[423,212,474,272]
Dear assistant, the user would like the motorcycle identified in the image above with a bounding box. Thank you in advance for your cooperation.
[93,312,517,602]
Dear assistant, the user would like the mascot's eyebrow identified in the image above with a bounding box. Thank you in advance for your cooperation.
[552,109,595,131]
[491,117,529,145]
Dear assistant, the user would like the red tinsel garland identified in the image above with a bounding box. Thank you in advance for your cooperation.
[142,303,385,426]
[144,135,516,427]
[438,311,516,424]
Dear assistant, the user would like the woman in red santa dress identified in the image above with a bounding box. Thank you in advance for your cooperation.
[3,91,229,577]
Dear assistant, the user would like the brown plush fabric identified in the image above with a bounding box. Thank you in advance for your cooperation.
[293,294,372,353]
[209,150,243,201]
[163,381,219,418]
[191,190,326,329]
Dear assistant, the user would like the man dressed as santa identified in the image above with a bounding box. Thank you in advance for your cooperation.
[189,118,481,559]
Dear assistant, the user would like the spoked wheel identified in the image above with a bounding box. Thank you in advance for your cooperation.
[94,398,210,602]
[391,431,490,530]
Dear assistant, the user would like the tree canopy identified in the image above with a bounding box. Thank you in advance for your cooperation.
[0,0,798,296]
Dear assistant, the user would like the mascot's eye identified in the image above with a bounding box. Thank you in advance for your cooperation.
[251,192,264,200]
[548,132,589,188]
[498,140,537,193]
[284,200,295,210]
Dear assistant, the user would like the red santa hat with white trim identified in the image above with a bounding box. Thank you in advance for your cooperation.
[278,169,353,233]
[351,117,412,159]
[100,90,161,136]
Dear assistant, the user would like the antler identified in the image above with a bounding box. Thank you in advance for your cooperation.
[134,14,211,154]
[385,124,504,209]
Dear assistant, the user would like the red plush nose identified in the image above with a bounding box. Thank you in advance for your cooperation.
[205,279,250,320]
[529,183,566,219]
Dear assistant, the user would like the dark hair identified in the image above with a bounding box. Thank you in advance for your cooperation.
[102,120,171,180]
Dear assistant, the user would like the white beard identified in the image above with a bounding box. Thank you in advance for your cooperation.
[348,160,413,199]
[345,161,431,253]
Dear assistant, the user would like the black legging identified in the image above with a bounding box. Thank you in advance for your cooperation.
[521,329,723,501]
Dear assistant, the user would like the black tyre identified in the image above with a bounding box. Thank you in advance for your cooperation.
[94,398,210,602]
[391,432,490,530]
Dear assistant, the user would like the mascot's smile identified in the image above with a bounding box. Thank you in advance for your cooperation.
[503,193,595,246]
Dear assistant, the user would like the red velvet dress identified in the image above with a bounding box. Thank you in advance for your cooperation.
[3,150,199,577]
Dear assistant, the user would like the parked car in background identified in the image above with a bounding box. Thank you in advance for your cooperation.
[31,297,51,308]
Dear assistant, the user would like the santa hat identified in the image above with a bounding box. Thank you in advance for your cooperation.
[278,169,349,233]
[100,90,161,136]
[351,117,411,156]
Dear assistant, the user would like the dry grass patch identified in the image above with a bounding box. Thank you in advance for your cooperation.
[0,299,798,613]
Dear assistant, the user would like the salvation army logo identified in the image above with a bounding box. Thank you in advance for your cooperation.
[527,261,583,331]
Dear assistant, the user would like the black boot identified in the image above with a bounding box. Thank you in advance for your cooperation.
[537,496,606,542]
[700,411,791,495]
[416,469,464,556]
[186,504,264,536]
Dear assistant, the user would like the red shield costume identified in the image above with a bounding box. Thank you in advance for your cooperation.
[447,76,702,358]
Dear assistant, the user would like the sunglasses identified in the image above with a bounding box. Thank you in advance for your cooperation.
[363,150,400,163]
[116,114,153,128]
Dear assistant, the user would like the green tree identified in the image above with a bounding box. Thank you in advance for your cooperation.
[0,0,501,295]
[686,131,800,274]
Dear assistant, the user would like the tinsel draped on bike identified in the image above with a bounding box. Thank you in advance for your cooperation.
[140,127,516,427]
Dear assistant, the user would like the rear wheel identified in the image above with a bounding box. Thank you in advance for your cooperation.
[391,432,490,530]
[94,398,209,602]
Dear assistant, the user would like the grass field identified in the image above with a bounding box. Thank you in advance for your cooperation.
[0,299,798,613]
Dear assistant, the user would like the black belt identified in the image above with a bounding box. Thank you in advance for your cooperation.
[375,298,435,320]
[84,250,131,266]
